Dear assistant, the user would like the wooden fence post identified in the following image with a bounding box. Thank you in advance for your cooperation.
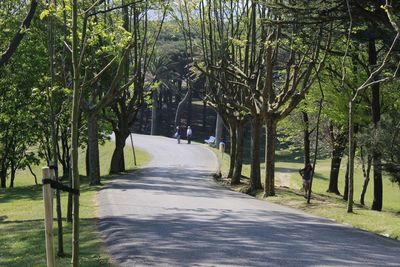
[42,167,55,267]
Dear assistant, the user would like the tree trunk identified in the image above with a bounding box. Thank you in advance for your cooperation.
[0,165,7,188]
[227,120,237,178]
[187,91,192,126]
[151,90,158,135]
[302,112,311,166]
[27,163,38,185]
[174,89,191,128]
[139,107,145,133]
[231,121,244,185]
[249,115,262,191]
[264,119,277,197]
[87,112,101,185]
[110,130,129,174]
[347,102,355,212]
[215,113,224,147]
[202,101,207,129]
[67,164,73,222]
[360,149,372,206]
[59,128,70,179]
[9,166,16,188]
[71,0,81,263]
[327,150,343,195]
[369,38,383,212]
[85,147,89,177]
[343,160,349,201]
[0,168,6,188]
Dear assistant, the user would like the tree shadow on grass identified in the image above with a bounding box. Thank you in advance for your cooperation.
[0,218,110,267]
[0,185,43,203]
[312,172,329,181]
[0,175,102,204]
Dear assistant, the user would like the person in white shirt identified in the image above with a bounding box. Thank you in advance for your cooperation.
[186,126,192,144]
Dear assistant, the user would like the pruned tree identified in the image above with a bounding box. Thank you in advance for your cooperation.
[107,0,168,174]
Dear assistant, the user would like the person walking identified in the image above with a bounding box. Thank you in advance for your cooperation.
[175,126,182,144]
[186,126,192,144]
[299,163,313,198]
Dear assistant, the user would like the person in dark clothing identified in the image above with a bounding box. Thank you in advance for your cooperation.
[299,164,313,198]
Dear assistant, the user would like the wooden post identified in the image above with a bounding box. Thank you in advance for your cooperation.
[42,167,55,267]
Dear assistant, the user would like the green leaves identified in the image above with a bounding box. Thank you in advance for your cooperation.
[39,9,50,20]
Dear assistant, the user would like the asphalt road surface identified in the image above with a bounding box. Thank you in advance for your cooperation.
[99,134,400,267]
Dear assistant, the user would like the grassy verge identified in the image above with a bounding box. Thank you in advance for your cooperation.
[211,147,400,240]
[0,141,150,266]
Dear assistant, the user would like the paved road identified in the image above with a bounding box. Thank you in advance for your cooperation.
[99,134,400,267]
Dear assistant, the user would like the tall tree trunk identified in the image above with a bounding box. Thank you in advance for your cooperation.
[151,90,158,135]
[249,114,262,191]
[59,128,70,179]
[360,148,372,206]
[347,102,355,212]
[231,121,244,185]
[71,0,81,264]
[343,160,349,201]
[174,89,191,128]
[327,132,347,195]
[139,107,145,133]
[264,119,277,197]
[0,168,6,188]
[110,130,129,174]
[327,155,342,195]
[202,101,207,129]
[9,165,16,188]
[215,112,224,147]
[369,38,383,211]
[302,112,311,166]
[87,112,101,185]
[47,0,64,255]
[187,91,192,126]
[27,163,38,185]
[85,146,89,177]
[227,120,237,178]
[67,164,73,222]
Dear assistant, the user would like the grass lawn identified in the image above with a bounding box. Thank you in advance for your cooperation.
[0,141,150,266]
[212,147,400,240]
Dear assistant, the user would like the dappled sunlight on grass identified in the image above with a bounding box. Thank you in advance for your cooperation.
[210,147,400,240]
[0,140,149,266]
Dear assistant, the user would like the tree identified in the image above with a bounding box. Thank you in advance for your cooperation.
[346,0,400,212]
[107,1,168,174]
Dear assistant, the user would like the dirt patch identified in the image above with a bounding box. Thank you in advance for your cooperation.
[275,169,292,188]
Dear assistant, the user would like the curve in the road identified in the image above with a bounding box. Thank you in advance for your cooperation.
[99,134,400,267]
